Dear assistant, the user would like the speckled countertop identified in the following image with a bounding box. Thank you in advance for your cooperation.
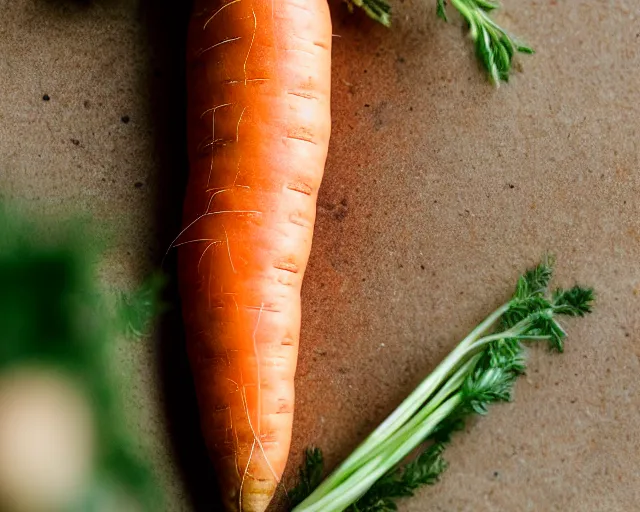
[1,1,639,510]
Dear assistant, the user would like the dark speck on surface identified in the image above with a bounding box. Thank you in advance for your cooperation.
[42,94,50,101]
[420,265,425,270]
[134,181,144,189]
[333,200,348,221]
[121,115,131,124]
[70,139,80,146]
[83,100,91,109]
[364,104,370,108]
[508,183,515,189]
[334,209,348,222]
[494,471,499,478]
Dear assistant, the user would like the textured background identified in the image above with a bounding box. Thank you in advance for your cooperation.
[1,0,639,510]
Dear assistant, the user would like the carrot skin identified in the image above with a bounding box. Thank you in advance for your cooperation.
[178,1,332,511]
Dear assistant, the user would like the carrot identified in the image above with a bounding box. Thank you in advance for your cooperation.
[176,1,332,511]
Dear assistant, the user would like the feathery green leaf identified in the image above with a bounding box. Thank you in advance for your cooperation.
[436,0,448,21]
[553,286,595,317]
[117,272,168,340]
[291,259,594,512]
[347,444,448,512]
[289,448,325,507]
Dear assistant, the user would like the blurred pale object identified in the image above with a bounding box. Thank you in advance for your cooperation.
[0,368,95,512]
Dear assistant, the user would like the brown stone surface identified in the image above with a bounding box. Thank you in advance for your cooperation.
[1,1,638,511]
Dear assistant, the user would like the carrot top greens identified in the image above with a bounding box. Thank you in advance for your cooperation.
[290,258,594,512]
[351,0,532,84]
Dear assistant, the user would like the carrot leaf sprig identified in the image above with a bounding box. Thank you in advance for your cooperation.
[290,448,325,507]
[347,443,447,512]
[345,0,392,27]
[439,0,533,83]
[350,0,532,84]
[291,259,594,512]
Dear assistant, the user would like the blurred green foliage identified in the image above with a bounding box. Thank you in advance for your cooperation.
[0,203,164,510]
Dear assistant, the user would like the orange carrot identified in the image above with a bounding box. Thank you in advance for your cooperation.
[176,1,332,510]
